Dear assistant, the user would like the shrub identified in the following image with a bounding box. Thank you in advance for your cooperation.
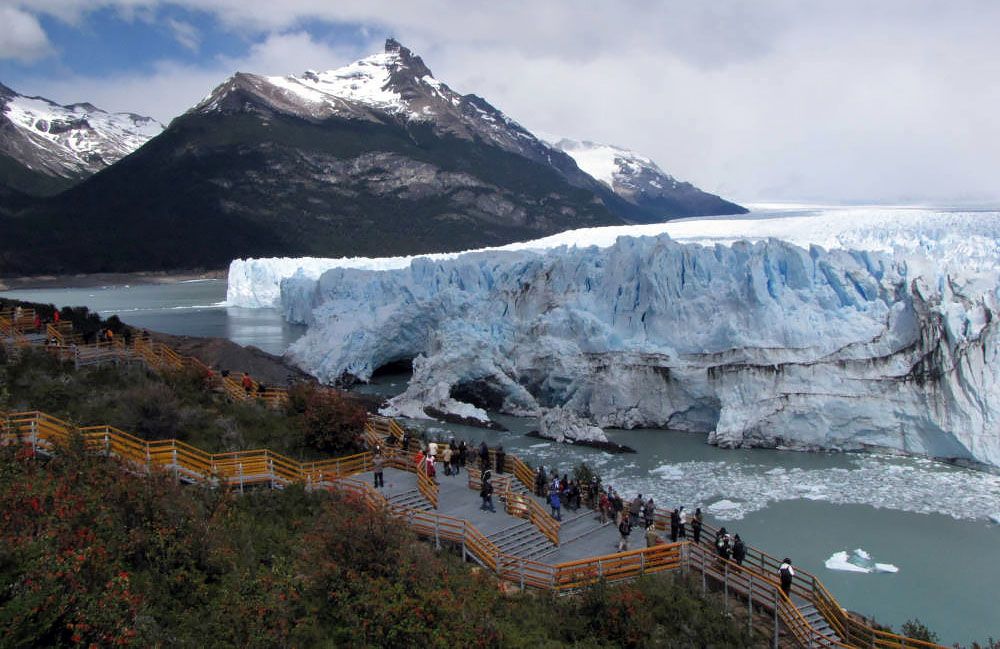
[289,383,367,454]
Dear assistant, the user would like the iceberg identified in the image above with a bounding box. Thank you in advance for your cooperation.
[246,207,1000,467]
[825,548,899,574]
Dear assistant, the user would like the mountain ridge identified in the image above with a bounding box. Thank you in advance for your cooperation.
[0,40,745,276]
[0,83,162,196]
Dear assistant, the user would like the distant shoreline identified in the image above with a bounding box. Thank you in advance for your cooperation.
[0,269,228,291]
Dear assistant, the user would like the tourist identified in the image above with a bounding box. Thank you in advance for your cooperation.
[373,447,385,488]
[241,373,254,394]
[567,481,581,510]
[612,491,624,525]
[645,523,659,548]
[428,439,438,461]
[692,508,703,544]
[401,431,411,452]
[414,448,425,468]
[716,528,732,560]
[733,534,746,566]
[678,506,687,539]
[549,486,562,521]
[642,497,655,528]
[779,558,795,596]
[669,508,680,542]
[426,455,437,482]
[629,495,642,526]
[457,440,468,472]
[441,444,453,476]
[449,439,459,474]
[495,444,506,474]
[617,516,632,551]
[478,441,489,470]
[588,476,599,508]
[480,478,495,512]
[535,466,547,497]
[598,490,610,525]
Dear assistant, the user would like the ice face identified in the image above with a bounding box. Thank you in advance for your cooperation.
[245,207,1000,467]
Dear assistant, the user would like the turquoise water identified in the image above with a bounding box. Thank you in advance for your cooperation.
[4,281,998,644]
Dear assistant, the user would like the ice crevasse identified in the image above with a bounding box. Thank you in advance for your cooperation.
[271,228,1000,467]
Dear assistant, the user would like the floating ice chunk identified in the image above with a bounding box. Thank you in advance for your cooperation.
[989,513,1000,525]
[651,465,685,480]
[708,499,742,515]
[825,551,871,573]
[825,548,898,574]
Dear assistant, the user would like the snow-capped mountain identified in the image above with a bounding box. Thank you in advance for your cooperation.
[0,40,743,276]
[194,39,599,190]
[551,138,746,218]
[0,82,162,195]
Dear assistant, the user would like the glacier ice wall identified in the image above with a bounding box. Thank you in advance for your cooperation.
[282,231,1000,467]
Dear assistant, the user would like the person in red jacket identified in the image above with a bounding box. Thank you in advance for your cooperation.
[241,373,254,394]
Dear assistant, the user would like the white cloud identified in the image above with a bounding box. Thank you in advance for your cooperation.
[8,1,1000,203]
[165,17,200,52]
[0,5,52,62]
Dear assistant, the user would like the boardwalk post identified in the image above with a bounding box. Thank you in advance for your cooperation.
[172,447,178,482]
[597,559,603,579]
[434,516,441,549]
[773,589,780,649]
[520,559,525,591]
[239,462,244,494]
[104,430,110,455]
[724,562,729,612]
[748,573,753,634]
[29,417,37,454]
[640,551,645,575]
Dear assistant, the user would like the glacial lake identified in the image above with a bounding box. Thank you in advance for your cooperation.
[4,279,999,645]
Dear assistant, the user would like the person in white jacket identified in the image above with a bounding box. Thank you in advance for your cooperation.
[779,558,795,597]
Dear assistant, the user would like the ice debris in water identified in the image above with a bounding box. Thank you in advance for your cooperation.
[612,454,1000,522]
[825,548,899,574]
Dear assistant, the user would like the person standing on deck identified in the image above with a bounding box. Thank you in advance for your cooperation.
[732,534,746,566]
[629,495,642,526]
[495,444,506,474]
[478,441,489,470]
[480,478,496,512]
[599,490,610,525]
[241,373,254,394]
[457,440,467,472]
[428,439,438,461]
[617,516,633,551]
[373,447,385,488]
[535,466,547,497]
[678,506,687,539]
[645,523,659,548]
[779,558,795,597]
[442,445,453,476]
[692,508,703,544]
[669,508,680,542]
[642,497,655,528]
[549,486,562,521]
[449,439,459,474]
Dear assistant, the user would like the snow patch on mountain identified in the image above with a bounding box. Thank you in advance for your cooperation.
[1,89,162,179]
[551,138,676,190]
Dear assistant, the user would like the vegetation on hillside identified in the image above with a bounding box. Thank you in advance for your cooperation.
[0,443,767,648]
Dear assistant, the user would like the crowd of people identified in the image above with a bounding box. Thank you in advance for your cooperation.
[369,429,796,595]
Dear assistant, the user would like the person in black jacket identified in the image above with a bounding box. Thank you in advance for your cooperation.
[779,558,795,596]
[617,517,633,551]
[692,509,703,544]
[732,534,747,566]
[495,444,506,474]
[480,478,496,512]
[669,508,680,542]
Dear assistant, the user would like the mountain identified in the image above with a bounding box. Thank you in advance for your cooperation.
[550,138,746,219]
[0,82,163,196]
[0,41,743,276]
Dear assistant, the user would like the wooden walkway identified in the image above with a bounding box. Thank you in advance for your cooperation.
[0,307,947,649]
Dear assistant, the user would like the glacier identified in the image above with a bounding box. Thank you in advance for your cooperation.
[233,207,1000,467]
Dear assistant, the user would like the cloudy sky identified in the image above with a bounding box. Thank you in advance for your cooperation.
[2,0,998,204]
